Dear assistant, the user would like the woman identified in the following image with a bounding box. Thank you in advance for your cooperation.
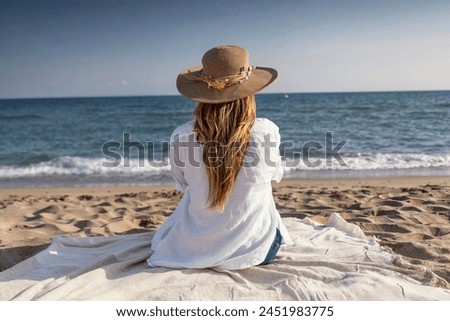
[147,45,291,270]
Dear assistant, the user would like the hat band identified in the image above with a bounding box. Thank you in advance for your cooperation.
[184,66,254,90]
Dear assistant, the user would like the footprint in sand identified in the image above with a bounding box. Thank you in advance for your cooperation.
[400,206,422,212]
[429,206,450,213]
[347,217,372,223]
[390,195,409,201]
[360,222,410,234]
[133,214,166,228]
[93,202,113,207]
[373,209,405,220]
[77,195,93,201]
[74,220,95,230]
[379,200,404,207]
[95,207,108,214]
[116,193,138,198]
[33,205,60,215]
[114,197,126,203]
[25,205,60,221]
[134,205,152,212]
[344,203,363,210]
[391,242,436,260]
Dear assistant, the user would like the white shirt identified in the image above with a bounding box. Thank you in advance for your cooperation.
[147,118,292,270]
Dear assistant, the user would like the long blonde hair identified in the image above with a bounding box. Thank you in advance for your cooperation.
[194,95,256,211]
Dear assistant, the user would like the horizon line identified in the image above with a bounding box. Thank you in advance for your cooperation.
[0,88,449,100]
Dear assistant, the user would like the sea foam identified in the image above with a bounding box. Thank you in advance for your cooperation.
[0,152,448,186]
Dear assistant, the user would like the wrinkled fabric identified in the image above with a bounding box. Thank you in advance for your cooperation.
[1,215,449,301]
[148,118,292,269]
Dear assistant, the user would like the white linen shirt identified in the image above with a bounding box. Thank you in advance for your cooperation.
[147,118,292,270]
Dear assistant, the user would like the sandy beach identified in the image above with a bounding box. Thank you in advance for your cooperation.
[1,176,449,286]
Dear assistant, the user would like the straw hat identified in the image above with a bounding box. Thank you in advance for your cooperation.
[176,45,278,103]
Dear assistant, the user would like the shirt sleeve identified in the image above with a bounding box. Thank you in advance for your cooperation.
[271,126,284,183]
[169,131,188,193]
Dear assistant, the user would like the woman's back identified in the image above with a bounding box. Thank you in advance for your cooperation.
[147,45,291,269]
[148,118,292,269]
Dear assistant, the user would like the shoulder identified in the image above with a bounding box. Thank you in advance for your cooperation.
[254,118,279,130]
[252,118,280,136]
[170,120,195,139]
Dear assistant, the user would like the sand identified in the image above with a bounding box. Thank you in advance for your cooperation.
[0,176,449,285]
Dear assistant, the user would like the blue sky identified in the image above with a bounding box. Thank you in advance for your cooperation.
[1,0,449,98]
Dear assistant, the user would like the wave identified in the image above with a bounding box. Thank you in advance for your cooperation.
[0,156,170,178]
[0,153,449,186]
[435,103,450,108]
[283,152,450,172]
[0,114,44,121]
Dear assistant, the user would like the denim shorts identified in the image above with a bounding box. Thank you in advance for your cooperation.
[260,228,282,265]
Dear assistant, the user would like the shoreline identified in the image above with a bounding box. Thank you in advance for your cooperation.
[1,175,449,285]
[1,166,449,190]
[0,175,448,200]
[1,175,448,196]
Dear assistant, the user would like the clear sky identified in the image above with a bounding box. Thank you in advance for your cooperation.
[1,0,449,98]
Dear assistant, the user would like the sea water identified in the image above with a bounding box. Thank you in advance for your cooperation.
[0,91,449,187]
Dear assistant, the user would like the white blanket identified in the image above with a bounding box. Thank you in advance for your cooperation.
[1,214,449,300]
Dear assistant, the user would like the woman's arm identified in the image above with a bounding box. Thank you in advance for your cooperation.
[169,131,189,193]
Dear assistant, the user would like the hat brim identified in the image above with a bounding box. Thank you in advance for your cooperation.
[176,66,278,103]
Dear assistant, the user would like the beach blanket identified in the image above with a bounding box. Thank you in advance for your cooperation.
[1,214,449,300]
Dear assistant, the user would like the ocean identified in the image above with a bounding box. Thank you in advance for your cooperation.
[0,91,449,187]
